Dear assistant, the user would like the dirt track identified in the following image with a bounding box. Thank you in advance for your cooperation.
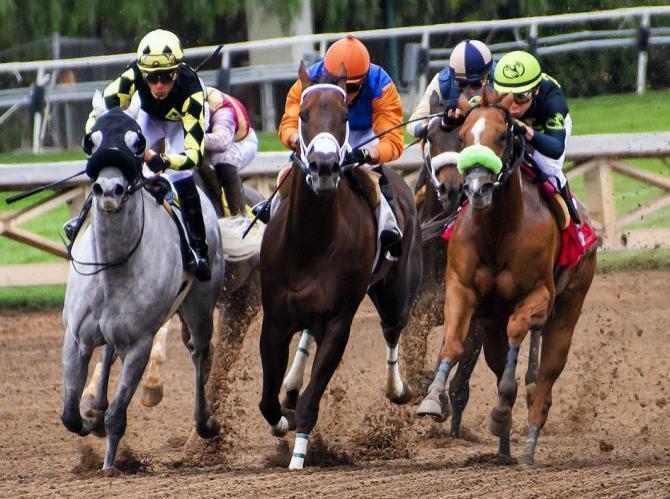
[0,270,669,497]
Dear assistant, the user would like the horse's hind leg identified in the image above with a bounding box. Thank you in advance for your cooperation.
[448,323,484,438]
[290,317,353,470]
[282,329,315,430]
[259,319,291,437]
[61,331,94,436]
[81,345,117,437]
[524,329,541,410]
[103,336,153,469]
[483,328,513,456]
[141,319,171,408]
[179,311,219,439]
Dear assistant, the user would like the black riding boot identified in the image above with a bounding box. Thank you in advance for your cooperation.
[214,162,247,216]
[63,194,93,244]
[174,176,211,281]
[374,166,403,258]
[560,182,581,225]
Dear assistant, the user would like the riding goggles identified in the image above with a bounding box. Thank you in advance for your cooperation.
[143,71,178,85]
[512,90,535,105]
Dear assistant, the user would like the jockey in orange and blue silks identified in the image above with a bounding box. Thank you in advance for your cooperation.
[278,35,405,257]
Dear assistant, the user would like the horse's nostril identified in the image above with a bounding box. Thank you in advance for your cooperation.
[92,183,103,196]
[113,184,125,197]
[331,162,340,173]
[308,162,318,172]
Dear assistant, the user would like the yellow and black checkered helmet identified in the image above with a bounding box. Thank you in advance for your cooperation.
[136,29,183,73]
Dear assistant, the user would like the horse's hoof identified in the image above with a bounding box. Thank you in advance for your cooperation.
[288,457,304,471]
[489,407,512,437]
[270,416,289,437]
[197,417,220,439]
[388,383,413,405]
[141,381,163,408]
[84,408,107,437]
[518,454,535,469]
[416,393,449,422]
[281,407,297,431]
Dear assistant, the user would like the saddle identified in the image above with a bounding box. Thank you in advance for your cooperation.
[144,176,195,272]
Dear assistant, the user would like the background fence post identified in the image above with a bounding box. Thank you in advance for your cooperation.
[636,11,650,96]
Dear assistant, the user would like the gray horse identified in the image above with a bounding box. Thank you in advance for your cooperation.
[61,108,224,469]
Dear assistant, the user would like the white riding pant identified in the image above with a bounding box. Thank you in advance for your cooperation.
[209,129,258,172]
[531,114,572,189]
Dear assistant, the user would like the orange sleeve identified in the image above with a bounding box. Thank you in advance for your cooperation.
[278,79,304,150]
[371,82,404,164]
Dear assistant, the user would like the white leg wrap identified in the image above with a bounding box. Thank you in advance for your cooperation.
[283,330,314,392]
[289,432,309,470]
[385,343,404,398]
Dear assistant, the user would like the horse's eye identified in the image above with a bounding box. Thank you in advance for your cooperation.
[499,133,507,143]
[299,111,308,123]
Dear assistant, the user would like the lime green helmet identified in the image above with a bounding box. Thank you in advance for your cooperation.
[136,29,183,73]
[493,51,542,94]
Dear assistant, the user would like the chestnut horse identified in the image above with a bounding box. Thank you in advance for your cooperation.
[413,92,541,437]
[258,64,422,470]
[419,99,597,466]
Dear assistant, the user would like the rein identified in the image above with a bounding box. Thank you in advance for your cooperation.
[67,175,148,276]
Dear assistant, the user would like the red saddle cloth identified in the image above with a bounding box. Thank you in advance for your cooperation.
[442,167,598,270]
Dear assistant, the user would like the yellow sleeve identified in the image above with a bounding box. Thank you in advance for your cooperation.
[85,67,136,133]
[372,83,404,164]
[278,79,303,150]
[168,90,206,170]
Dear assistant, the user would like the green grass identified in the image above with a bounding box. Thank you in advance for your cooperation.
[1,90,669,308]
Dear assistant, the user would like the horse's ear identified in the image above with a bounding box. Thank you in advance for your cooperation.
[481,86,490,107]
[429,91,440,113]
[298,61,312,89]
[336,63,347,90]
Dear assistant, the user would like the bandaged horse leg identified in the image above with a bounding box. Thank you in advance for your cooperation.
[80,345,116,436]
[418,280,476,418]
[141,319,171,407]
[524,329,541,410]
[281,330,315,430]
[492,285,550,457]
[290,318,352,470]
[384,342,412,404]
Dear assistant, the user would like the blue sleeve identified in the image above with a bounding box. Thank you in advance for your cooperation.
[530,128,566,159]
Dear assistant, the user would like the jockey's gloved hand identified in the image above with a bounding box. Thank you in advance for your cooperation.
[344,148,372,166]
[513,119,528,137]
[147,154,170,173]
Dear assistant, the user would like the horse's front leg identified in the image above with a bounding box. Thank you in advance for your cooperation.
[258,319,291,438]
[61,330,94,436]
[289,315,353,470]
[80,344,117,437]
[492,285,550,458]
[103,336,153,469]
[282,329,315,430]
[417,278,477,419]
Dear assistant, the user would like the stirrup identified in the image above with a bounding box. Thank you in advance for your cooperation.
[380,228,402,259]
[63,218,78,243]
[185,250,211,281]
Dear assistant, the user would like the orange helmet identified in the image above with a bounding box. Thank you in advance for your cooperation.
[324,35,370,83]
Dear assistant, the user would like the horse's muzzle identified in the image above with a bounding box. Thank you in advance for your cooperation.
[463,166,496,210]
[307,153,341,194]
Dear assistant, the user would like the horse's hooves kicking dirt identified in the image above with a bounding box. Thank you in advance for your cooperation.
[388,384,413,405]
[141,382,163,408]
[197,417,221,439]
[416,393,450,422]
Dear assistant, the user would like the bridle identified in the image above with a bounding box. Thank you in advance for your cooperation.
[67,174,148,276]
[420,115,461,201]
[462,103,526,189]
[297,83,350,187]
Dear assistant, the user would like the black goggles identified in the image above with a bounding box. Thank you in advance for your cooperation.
[144,71,177,85]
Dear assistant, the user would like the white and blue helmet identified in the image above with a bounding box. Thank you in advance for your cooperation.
[448,40,492,83]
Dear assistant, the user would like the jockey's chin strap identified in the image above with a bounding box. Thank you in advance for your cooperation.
[298,84,351,179]
[67,173,147,276]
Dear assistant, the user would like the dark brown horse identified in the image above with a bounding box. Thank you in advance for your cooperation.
[258,64,422,470]
[418,97,597,466]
